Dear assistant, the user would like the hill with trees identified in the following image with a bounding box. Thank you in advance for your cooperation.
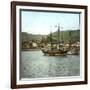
[21,29,80,43]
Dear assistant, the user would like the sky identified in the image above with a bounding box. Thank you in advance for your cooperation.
[21,10,80,35]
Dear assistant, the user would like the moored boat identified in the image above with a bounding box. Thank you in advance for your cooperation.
[67,47,80,55]
[41,48,68,56]
[41,24,68,56]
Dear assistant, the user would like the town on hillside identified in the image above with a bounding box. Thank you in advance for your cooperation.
[21,28,80,56]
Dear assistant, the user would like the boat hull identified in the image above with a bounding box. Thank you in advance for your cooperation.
[41,49,67,56]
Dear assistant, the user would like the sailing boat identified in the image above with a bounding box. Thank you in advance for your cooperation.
[67,30,80,55]
[67,14,80,55]
[41,24,68,56]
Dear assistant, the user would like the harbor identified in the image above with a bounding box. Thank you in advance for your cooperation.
[21,24,80,56]
[20,26,80,79]
[20,50,80,79]
[20,10,80,79]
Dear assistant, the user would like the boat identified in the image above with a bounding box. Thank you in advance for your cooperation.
[41,24,68,56]
[67,31,80,55]
[42,48,67,56]
[67,47,80,55]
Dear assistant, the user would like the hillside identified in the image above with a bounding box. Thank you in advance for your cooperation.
[21,30,80,43]
[51,29,80,43]
[21,32,46,42]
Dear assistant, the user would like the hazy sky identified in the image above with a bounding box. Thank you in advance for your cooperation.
[21,10,80,35]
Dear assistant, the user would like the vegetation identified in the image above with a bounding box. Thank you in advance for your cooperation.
[21,32,46,42]
[21,30,80,49]
[51,29,80,43]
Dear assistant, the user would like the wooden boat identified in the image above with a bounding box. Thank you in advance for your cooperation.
[41,24,68,56]
[67,48,80,55]
[42,49,67,56]
[67,31,80,55]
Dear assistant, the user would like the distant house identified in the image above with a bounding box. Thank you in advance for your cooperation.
[32,42,38,48]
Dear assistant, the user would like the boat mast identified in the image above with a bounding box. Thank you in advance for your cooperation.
[50,27,53,50]
[69,31,72,50]
[57,24,60,50]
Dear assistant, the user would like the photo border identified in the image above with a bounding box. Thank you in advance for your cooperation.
[11,1,88,89]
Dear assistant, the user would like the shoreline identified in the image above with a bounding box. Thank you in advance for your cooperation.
[21,48,41,51]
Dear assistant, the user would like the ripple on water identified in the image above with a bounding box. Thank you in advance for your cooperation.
[20,51,80,79]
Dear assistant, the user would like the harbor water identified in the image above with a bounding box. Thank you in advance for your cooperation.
[20,50,80,79]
